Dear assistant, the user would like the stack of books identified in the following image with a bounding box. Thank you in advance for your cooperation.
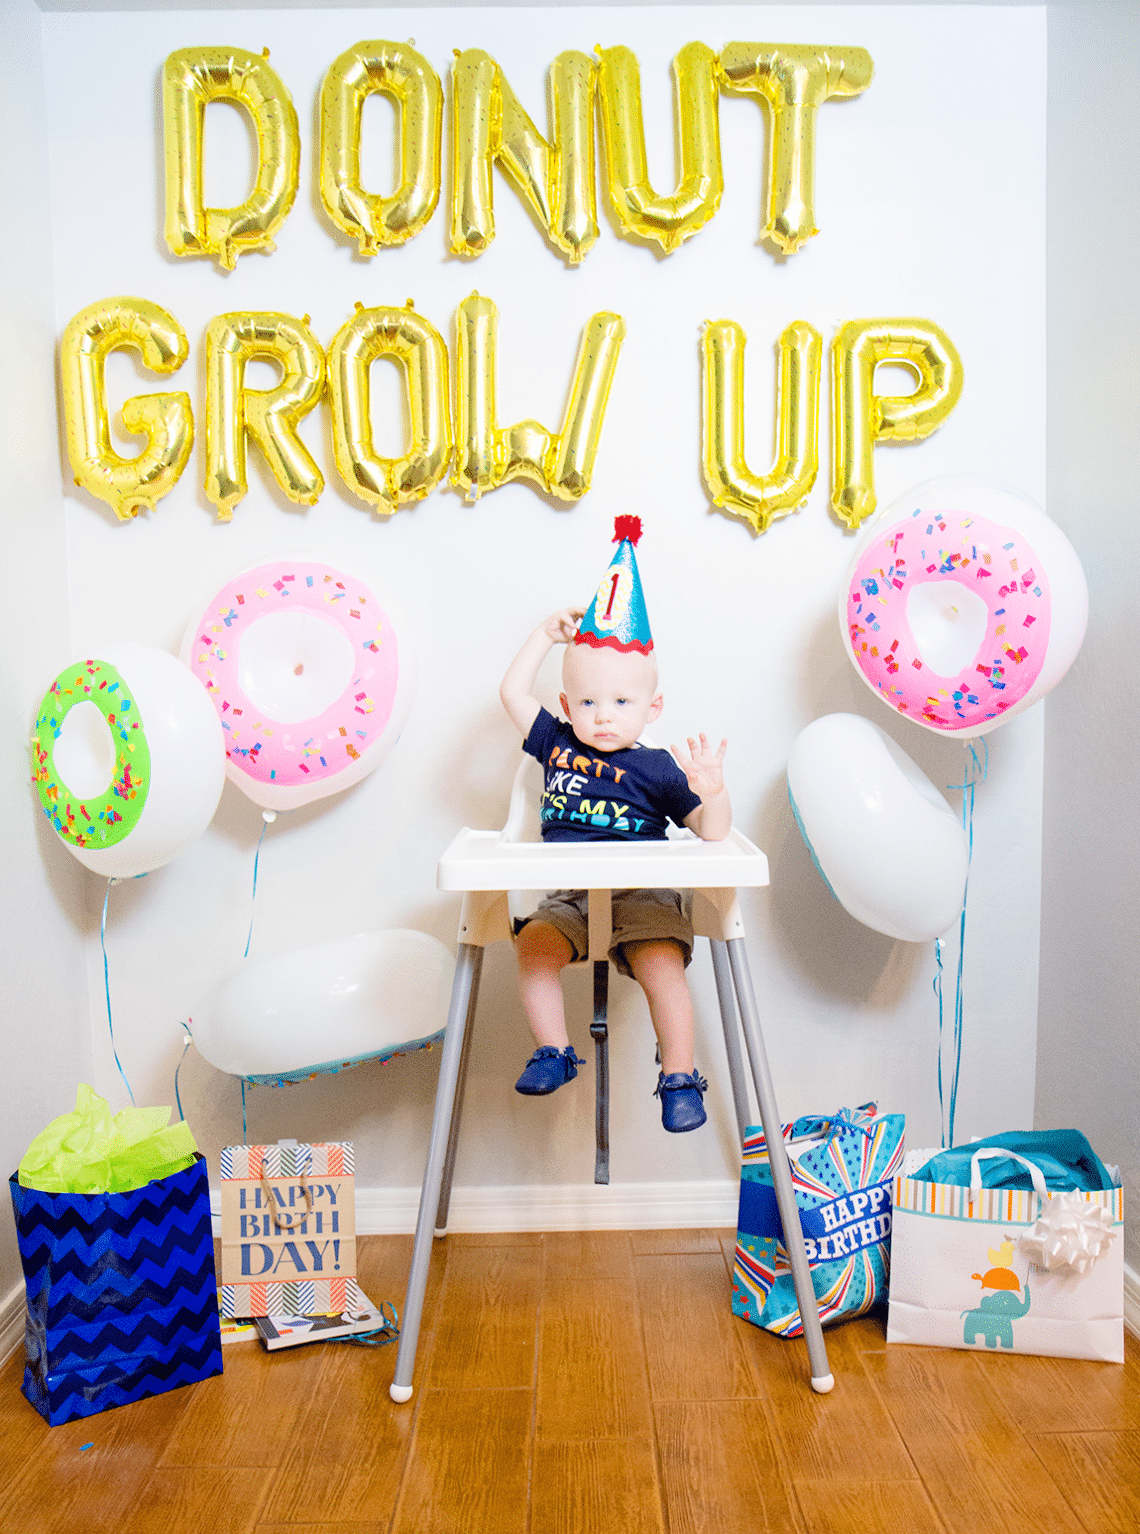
[251,1289,396,1351]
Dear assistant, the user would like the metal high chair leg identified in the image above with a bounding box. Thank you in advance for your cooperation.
[709,939,752,1141]
[434,950,483,1237]
[725,937,834,1393]
[590,960,610,1185]
[390,942,482,1403]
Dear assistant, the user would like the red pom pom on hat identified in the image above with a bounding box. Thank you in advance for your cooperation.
[613,514,642,545]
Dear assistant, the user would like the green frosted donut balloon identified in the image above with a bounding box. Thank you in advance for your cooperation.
[31,659,151,849]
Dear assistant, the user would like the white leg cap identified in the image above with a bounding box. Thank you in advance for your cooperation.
[433,1227,447,1239]
[810,1373,835,1394]
[389,1383,413,1403]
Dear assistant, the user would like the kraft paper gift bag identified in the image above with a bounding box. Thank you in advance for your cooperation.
[219,1139,359,1318]
[732,1103,905,1336]
[10,1156,223,1425]
[887,1137,1124,1363]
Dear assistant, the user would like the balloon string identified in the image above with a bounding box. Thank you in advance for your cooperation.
[101,878,136,1107]
[174,1021,193,1121]
[938,740,988,1148]
[243,816,269,960]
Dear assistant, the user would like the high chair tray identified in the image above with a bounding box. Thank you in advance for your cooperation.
[436,826,770,892]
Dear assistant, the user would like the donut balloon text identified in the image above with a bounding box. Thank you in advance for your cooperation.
[787,713,969,943]
[842,477,1088,738]
[182,556,413,811]
[31,644,225,878]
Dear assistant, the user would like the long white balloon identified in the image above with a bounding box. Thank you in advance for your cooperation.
[787,713,969,942]
[192,929,453,1081]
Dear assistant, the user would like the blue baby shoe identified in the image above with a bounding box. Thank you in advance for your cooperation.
[515,1046,586,1096]
[655,1069,708,1132]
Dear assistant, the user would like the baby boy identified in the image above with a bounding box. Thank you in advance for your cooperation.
[499,586,730,1132]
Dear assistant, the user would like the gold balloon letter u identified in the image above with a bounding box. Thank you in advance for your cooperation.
[596,42,723,255]
[702,319,821,534]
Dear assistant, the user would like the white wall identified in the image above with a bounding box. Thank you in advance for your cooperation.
[0,0,91,1300]
[1038,0,1140,1267]
[9,4,1050,1235]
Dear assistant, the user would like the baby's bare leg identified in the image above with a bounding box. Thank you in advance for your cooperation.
[624,938,694,1075]
[515,920,575,1047]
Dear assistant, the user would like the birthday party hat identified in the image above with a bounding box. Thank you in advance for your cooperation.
[575,515,653,655]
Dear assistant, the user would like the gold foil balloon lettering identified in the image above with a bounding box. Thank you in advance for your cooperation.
[319,40,443,256]
[831,318,965,530]
[717,43,874,254]
[204,313,326,521]
[702,318,822,534]
[162,46,300,271]
[450,49,597,263]
[62,297,194,520]
[596,41,723,255]
[327,304,452,515]
[453,295,625,500]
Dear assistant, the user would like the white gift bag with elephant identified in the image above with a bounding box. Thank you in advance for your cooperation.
[887,1152,1124,1364]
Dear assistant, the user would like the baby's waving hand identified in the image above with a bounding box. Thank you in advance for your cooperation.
[673,735,732,841]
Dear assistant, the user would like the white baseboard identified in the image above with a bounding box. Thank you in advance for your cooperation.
[209,1179,742,1236]
[1125,1260,1139,1338]
[1,1280,25,1365]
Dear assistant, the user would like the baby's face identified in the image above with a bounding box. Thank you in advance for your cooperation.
[559,645,662,752]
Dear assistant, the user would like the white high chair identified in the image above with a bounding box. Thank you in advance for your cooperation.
[389,753,834,1400]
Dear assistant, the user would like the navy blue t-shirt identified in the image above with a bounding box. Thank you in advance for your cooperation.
[523,707,701,843]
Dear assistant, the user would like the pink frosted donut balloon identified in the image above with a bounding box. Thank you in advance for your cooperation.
[841,477,1087,738]
[181,556,412,809]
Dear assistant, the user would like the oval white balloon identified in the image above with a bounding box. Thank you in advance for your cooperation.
[181,553,415,811]
[787,713,969,942]
[839,476,1088,737]
[192,930,453,1082]
[32,643,226,878]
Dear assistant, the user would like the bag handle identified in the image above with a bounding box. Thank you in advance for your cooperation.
[261,1169,314,1231]
[787,1107,874,1145]
[969,1147,1048,1206]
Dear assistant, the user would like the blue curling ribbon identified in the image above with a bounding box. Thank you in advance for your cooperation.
[936,739,988,1148]
[243,814,270,959]
[174,1020,193,1121]
[101,876,138,1107]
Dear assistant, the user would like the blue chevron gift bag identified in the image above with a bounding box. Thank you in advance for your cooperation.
[9,1155,223,1425]
[732,1104,905,1336]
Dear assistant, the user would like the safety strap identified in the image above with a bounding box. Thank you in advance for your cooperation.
[591,960,609,1185]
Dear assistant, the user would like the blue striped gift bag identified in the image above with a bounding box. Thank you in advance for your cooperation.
[10,1155,223,1425]
[732,1104,905,1336]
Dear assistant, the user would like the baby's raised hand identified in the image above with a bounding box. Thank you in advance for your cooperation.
[541,607,585,644]
[672,734,728,799]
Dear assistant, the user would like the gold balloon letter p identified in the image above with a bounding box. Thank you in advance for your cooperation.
[831,319,964,530]
[163,46,300,271]
[61,297,193,521]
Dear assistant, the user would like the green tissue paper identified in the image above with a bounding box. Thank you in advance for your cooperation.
[18,1083,199,1194]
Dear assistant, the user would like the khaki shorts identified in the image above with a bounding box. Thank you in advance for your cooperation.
[517,888,694,978]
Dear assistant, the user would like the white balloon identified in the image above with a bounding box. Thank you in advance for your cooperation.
[33,643,225,878]
[192,930,454,1082]
[840,475,1088,738]
[787,713,969,942]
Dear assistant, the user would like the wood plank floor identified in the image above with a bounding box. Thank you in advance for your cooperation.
[2,1229,1137,1534]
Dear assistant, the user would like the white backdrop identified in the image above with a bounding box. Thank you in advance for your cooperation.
[36,5,1046,1218]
